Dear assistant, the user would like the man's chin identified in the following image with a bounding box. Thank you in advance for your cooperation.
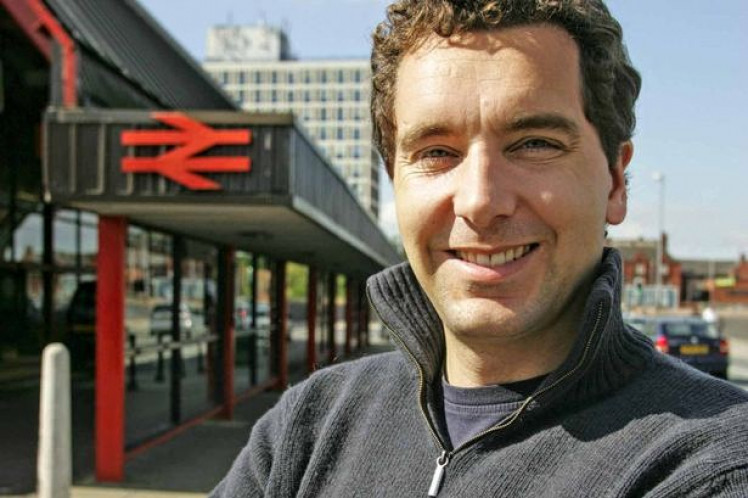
[441,305,527,342]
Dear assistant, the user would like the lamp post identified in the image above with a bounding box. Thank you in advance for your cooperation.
[652,172,665,308]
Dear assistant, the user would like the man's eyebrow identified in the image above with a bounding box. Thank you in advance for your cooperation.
[397,124,455,152]
[504,113,581,137]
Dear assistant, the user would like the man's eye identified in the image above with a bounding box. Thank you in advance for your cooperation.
[420,148,454,159]
[509,138,567,161]
[518,138,558,150]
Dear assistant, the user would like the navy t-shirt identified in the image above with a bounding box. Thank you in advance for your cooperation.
[441,375,546,449]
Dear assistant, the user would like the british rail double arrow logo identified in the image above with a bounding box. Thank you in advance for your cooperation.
[121,112,252,190]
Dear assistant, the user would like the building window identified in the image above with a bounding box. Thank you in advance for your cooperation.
[254,90,261,102]
[239,71,246,84]
[304,91,310,103]
[353,128,360,140]
[271,90,277,103]
[354,90,361,101]
[320,108,327,121]
[254,72,261,84]
[321,71,327,84]
[354,70,361,83]
[337,128,344,140]
[337,91,344,102]
[337,70,344,83]
[320,128,327,140]
[288,72,295,84]
[271,71,278,84]
[288,91,294,103]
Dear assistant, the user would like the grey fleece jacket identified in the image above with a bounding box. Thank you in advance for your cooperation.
[211,249,748,497]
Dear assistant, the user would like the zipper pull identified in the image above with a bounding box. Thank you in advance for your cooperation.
[427,451,450,497]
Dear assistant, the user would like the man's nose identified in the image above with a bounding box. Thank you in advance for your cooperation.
[453,144,517,228]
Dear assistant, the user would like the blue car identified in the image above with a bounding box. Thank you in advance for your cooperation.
[625,315,729,379]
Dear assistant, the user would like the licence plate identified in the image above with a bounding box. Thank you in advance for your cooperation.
[680,344,709,355]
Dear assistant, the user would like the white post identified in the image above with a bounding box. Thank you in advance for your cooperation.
[38,343,72,498]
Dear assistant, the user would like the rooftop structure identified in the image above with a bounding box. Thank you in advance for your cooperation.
[202,25,380,218]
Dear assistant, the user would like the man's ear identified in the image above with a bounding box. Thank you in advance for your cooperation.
[606,141,633,225]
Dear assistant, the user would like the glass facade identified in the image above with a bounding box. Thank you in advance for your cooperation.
[234,251,273,394]
[123,230,225,446]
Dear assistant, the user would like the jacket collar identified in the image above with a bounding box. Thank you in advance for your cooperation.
[367,248,654,407]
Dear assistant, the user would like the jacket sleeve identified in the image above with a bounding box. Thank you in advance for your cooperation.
[208,386,304,497]
[702,467,748,498]
[648,465,748,498]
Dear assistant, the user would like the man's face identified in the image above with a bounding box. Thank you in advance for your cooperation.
[392,25,631,345]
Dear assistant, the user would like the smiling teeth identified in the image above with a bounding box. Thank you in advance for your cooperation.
[457,245,533,267]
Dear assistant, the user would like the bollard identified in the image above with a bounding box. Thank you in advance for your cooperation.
[38,343,72,498]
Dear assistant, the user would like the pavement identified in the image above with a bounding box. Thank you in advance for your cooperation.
[10,390,282,498]
[8,340,394,498]
[7,311,748,497]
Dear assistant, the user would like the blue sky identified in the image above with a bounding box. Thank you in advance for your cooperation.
[139,0,748,261]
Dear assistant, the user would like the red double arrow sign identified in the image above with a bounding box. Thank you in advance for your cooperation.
[121,112,252,190]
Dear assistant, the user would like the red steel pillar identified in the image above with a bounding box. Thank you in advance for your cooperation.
[95,216,126,481]
[326,274,337,364]
[306,267,317,374]
[221,247,236,419]
[274,261,288,390]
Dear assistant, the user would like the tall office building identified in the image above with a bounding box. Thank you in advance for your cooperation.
[203,25,380,218]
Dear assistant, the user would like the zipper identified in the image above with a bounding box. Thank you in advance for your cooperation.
[449,301,607,455]
[370,286,607,497]
[428,451,450,497]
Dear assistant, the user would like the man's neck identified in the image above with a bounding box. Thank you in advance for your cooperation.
[443,324,579,388]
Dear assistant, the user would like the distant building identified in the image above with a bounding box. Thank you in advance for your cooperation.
[203,24,380,218]
[610,235,748,307]
[679,258,735,303]
[608,234,683,308]
[712,254,748,304]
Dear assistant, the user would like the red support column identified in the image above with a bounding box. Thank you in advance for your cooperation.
[221,248,235,419]
[327,274,337,364]
[95,216,126,482]
[306,267,317,374]
[275,261,288,390]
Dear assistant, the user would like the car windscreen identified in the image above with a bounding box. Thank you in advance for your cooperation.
[663,321,718,339]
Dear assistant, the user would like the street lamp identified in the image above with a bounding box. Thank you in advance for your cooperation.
[652,172,665,308]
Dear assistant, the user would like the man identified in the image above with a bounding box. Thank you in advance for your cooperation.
[213,1,748,496]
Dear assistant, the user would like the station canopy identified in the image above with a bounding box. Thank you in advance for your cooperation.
[45,109,400,277]
[38,0,399,277]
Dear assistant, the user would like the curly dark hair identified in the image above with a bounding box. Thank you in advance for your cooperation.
[371,0,642,177]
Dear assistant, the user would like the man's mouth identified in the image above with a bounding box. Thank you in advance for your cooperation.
[453,243,539,267]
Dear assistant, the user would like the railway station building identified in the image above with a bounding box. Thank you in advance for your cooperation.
[0,0,399,491]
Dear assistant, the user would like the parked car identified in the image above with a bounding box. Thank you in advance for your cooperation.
[625,315,729,379]
[150,303,194,339]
